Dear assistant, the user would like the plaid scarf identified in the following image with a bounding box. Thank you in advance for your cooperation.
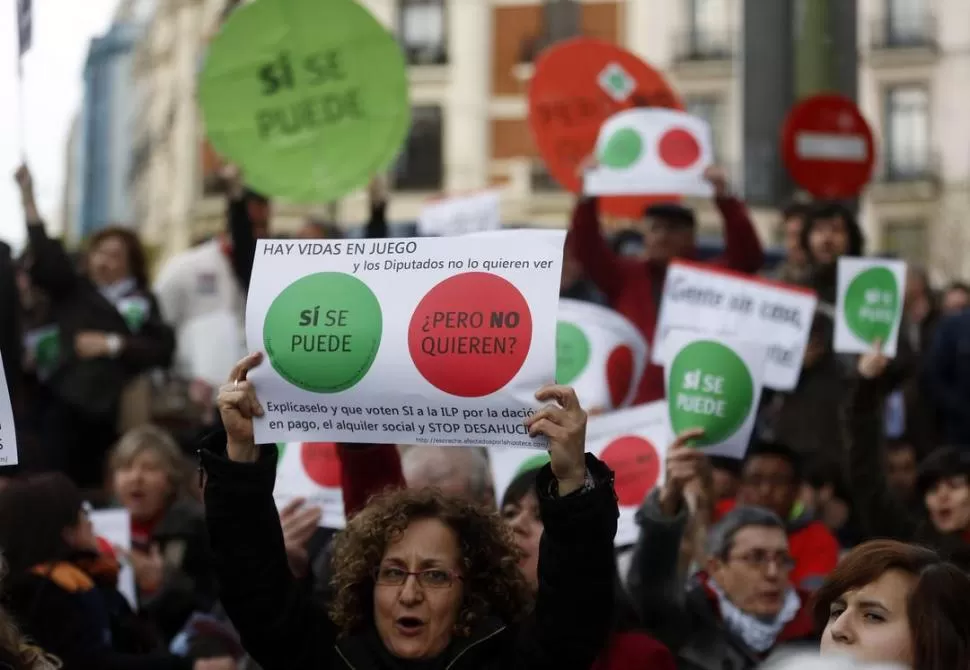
[708,580,801,653]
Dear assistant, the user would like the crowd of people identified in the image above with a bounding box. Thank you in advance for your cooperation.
[0,144,967,670]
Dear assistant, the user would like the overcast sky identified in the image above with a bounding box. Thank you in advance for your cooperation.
[0,0,121,251]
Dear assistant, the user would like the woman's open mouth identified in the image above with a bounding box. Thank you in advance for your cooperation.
[395,616,425,636]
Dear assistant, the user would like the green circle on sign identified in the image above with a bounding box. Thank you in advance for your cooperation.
[667,340,754,447]
[515,452,551,477]
[263,272,382,393]
[198,0,410,203]
[555,321,591,385]
[599,127,643,169]
[844,267,899,345]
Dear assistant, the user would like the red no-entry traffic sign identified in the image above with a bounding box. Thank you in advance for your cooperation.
[781,94,876,199]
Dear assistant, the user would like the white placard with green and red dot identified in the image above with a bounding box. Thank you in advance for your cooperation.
[833,257,906,357]
[663,329,767,459]
[274,441,346,529]
[652,260,818,391]
[488,400,670,548]
[584,108,715,198]
[244,233,565,447]
[556,298,648,412]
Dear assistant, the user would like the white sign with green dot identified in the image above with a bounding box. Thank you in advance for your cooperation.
[663,329,767,459]
[834,257,907,357]
[584,108,715,197]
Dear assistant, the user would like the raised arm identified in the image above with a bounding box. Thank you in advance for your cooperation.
[514,386,619,670]
[363,175,388,240]
[568,197,626,302]
[223,165,259,293]
[627,431,706,651]
[14,165,78,300]
[204,353,337,670]
[707,167,764,274]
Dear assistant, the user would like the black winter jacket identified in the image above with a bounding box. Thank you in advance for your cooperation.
[202,446,619,670]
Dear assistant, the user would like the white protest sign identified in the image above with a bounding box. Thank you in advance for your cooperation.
[834,257,906,357]
[0,353,17,466]
[246,233,565,447]
[489,401,670,547]
[653,261,817,391]
[663,329,767,459]
[585,108,715,197]
[89,508,137,609]
[587,402,671,546]
[274,442,346,529]
[418,191,502,237]
[557,299,648,411]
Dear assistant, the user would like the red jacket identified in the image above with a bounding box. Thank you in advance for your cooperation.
[569,197,764,404]
[592,631,677,670]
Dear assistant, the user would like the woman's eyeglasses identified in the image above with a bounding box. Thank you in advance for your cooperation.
[374,566,461,589]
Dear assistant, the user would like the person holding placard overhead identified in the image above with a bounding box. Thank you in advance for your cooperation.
[202,352,619,670]
[569,163,764,404]
[13,165,176,492]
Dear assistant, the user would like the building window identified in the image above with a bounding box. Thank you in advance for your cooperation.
[883,220,928,265]
[684,0,731,59]
[685,96,725,160]
[399,0,447,66]
[887,0,932,46]
[394,105,443,191]
[531,161,562,193]
[884,85,930,180]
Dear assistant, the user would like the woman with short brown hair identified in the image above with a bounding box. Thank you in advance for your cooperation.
[815,539,970,670]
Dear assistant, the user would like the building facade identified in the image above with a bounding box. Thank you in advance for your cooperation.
[128,0,970,280]
[77,21,144,239]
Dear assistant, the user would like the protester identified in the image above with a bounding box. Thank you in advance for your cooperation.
[884,439,919,505]
[628,432,815,670]
[848,343,970,570]
[560,247,607,305]
[499,455,677,670]
[201,352,618,669]
[771,202,811,285]
[0,473,234,670]
[723,441,840,590]
[109,425,217,642]
[401,446,495,508]
[14,165,176,492]
[798,202,865,304]
[926,306,970,447]
[568,165,764,404]
[940,281,970,314]
[815,539,970,670]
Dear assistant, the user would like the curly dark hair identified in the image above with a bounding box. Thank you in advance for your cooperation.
[329,487,533,638]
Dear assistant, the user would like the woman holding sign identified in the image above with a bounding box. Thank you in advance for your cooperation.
[202,352,619,670]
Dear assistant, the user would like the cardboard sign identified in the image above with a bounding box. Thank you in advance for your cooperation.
[418,191,502,237]
[245,233,565,447]
[834,257,906,357]
[556,299,647,410]
[199,0,410,202]
[781,94,876,199]
[585,108,714,197]
[527,37,683,218]
[0,352,17,466]
[664,330,767,459]
[653,261,817,391]
[274,442,346,529]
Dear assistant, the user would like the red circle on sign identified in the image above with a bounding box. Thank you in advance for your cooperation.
[658,128,702,169]
[300,442,342,488]
[781,94,876,199]
[408,273,533,397]
[528,37,684,218]
[600,435,660,507]
[606,344,635,408]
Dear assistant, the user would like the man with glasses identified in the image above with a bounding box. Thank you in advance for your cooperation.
[627,434,816,670]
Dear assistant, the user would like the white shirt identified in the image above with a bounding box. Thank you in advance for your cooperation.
[153,240,247,385]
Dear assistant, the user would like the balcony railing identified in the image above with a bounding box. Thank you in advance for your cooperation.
[869,14,937,50]
[673,27,735,63]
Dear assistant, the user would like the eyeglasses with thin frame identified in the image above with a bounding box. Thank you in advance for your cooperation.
[727,550,796,572]
[374,566,462,589]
